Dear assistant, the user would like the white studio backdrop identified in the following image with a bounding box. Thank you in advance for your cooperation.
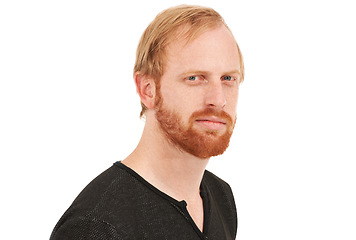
[0,0,355,239]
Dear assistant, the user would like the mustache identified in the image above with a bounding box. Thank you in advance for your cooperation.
[190,108,233,125]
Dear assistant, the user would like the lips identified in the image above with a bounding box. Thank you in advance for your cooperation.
[195,116,227,131]
[195,116,227,124]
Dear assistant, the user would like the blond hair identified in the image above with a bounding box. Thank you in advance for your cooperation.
[134,5,244,117]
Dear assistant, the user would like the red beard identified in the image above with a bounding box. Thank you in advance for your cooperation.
[155,93,236,159]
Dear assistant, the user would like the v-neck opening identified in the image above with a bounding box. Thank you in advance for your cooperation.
[114,161,210,239]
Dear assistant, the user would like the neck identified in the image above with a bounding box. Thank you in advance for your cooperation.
[122,115,209,201]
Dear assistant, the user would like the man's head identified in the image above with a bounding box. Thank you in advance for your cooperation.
[134,4,244,117]
[134,5,244,158]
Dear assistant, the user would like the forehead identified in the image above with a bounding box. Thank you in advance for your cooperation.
[164,25,240,73]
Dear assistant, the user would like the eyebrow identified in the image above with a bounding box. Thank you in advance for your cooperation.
[223,70,241,76]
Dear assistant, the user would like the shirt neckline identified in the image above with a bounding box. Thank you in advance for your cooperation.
[115,161,208,203]
[113,161,210,237]
[114,161,186,206]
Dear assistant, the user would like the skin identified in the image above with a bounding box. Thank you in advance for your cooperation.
[123,25,241,232]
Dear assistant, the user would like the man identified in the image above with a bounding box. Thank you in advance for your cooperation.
[50,4,244,240]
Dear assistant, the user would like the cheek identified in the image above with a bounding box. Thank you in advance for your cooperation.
[161,84,202,108]
[226,89,239,113]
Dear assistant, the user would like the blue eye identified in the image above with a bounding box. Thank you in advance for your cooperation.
[223,76,233,81]
[188,76,198,81]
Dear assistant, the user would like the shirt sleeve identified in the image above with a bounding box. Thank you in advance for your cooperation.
[50,215,125,240]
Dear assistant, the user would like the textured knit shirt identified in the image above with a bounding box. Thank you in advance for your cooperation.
[50,161,237,240]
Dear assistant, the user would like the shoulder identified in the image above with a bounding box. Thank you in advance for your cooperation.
[203,170,235,198]
[67,162,132,211]
[202,170,238,235]
[202,170,236,211]
[50,162,141,239]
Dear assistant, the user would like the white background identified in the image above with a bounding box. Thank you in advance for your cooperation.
[1,0,355,239]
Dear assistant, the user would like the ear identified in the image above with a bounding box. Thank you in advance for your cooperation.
[134,71,156,110]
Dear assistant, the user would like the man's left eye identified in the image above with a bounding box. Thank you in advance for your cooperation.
[222,76,234,81]
[188,76,198,81]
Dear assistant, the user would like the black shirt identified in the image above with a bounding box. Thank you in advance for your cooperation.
[50,162,237,240]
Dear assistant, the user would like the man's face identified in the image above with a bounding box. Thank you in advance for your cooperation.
[155,25,241,159]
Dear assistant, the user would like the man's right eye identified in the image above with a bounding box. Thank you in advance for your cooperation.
[184,75,206,85]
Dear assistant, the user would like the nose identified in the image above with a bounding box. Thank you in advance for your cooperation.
[204,81,226,109]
